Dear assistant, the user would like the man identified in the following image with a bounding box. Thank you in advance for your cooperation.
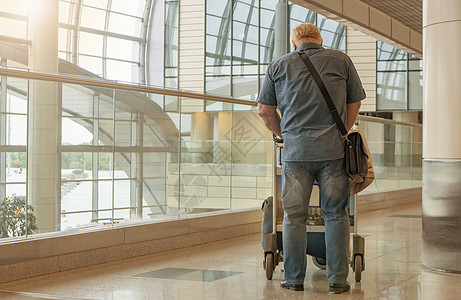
[257,23,365,294]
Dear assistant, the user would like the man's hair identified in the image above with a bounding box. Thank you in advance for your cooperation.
[290,23,322,45]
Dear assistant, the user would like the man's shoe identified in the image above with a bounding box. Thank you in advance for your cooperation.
[280,281,304,291]
[329,281,350,294]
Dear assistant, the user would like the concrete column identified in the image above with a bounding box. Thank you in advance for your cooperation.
[273,0,288,59]
[422,0,461,272]
[28,0,59,233]
[191,112,214,164]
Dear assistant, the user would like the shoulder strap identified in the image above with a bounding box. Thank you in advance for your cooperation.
[298,51,348,136]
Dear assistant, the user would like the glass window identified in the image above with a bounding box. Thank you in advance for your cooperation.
[409,59,423,71]
[6,115,26,145]
[233,1,252,23]
[377,60,407,72]
[114,153,131,178]
[6,78,27,113]
[5,152,26,183]
[0,0,28,15]
[377,72,407,110]
[58,28,69,54]
[0,17,27,39]
[232,76,258,100]
[78,55,103,76]
[205,1,231,68]
[61,152,93,180]
[83,0,108,9]
[377,41,406,61]
[80,6,107,30]
[376,41,422,111]
[79,32,104,57]
[114,121,133,147]
[6,184,26,198]
[106,37,139,62]
[317,14,345,51]
[111,0,143,18]
[98,120,114,146]
[114,180,130,208]
[408,71,423,110]
[62,118,93,146]
[108,12,142,37]
[165,1,179,69]
[206,76,231,97]
[62,84,95,118]
[59,0,71,24]
[106,60,137,83]
[98,180,113,209]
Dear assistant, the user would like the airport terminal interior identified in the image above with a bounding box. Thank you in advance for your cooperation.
[0,0,460,299]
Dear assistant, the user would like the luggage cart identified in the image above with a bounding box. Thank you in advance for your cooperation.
[263,135,365,282]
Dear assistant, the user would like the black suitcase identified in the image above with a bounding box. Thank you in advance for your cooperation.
[261,196,326,260]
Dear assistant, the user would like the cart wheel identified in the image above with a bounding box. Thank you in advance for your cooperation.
[266,252,274,280]
[354,255,362,282]
[312,257,326,270]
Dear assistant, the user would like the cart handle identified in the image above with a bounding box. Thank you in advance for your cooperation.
[272,133,283,143]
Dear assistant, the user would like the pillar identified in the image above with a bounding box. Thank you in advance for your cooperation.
[28,0,59,233]
[422,0,461,272]
[273,0,288,59]
[191,112,214,163]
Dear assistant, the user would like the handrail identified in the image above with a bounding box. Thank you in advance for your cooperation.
[0,67,423,128]
[357,115,422,128]
[0,68,258,107]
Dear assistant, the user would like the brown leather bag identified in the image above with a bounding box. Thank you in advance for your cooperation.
[349,125,375,195]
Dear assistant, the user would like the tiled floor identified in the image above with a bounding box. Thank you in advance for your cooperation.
[0,202,460,299]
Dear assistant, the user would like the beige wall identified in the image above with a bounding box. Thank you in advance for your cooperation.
[179,0,205,112]
[346,27,377,112]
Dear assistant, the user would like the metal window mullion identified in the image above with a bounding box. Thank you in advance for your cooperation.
[240,0,257,60]
[163,0,167,109]
[71,0,83,65]
[230,0,234,99]
[25,73,29,237]
[56,83,63,231]
[136,112,144,218]
[92,94,99,222]
[139,0,153,85]
[257,0,261,92]
[406,53,410,110]
[286,0,289,54]
[229,110,233,211]
[102,0,112,79]
[0,64,7,200]
[111,91,116,224]
[177,0,181,217]
[177,97,182,218]
[60,23,145,43]
[130,113,137,219]
[204,0,207,103]
[67,0,75,62]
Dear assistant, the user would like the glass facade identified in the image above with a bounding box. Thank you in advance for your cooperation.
[0,0,423,240]
[58,0,146,83]
[359,119,422,193]
[376,42,423,111]
[205,0,346,101]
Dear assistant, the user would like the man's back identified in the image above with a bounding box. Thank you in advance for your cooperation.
[257,42,365,162]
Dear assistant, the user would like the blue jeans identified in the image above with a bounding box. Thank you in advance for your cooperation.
[282,159,350,285]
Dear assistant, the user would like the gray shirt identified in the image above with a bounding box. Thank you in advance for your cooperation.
[257,43,366,162]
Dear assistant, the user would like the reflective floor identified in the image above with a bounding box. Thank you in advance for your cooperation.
[0,201,460,299]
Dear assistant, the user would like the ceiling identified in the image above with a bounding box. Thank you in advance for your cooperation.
[360,0,422,33]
